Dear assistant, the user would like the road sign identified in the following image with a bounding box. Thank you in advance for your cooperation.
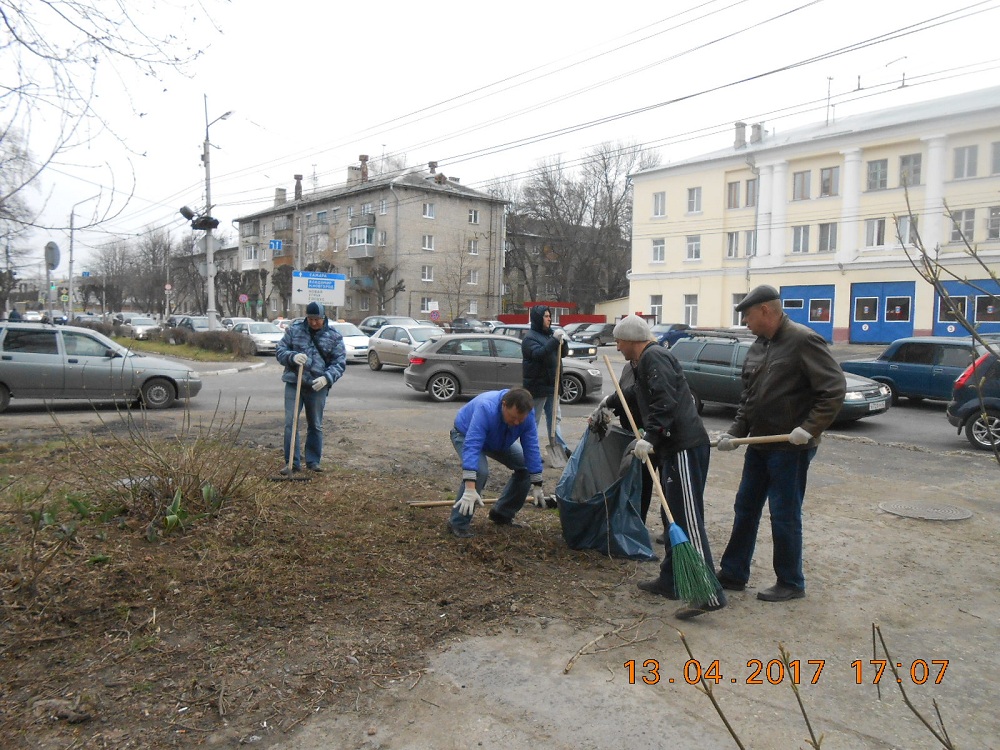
[239,294,249,303]
[269,240,283,251]
[81,271,90,278]
[60,294,69,302]
[164,283,172,291]
[430,310,441,321]
[44,241,60,271]
[292,270,346,307]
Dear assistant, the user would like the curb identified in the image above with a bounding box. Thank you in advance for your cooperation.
[198,360,270,377]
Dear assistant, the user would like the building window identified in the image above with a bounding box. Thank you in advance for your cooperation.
[792,170,811,200]
[273,215,291,231]
[469,300,478,315]
[467,269,479,285]
[422,234,435,251]
[468,239,479,255]
[820,166,839,197]
[726,182,740,209]
[867,159,888,191]
[685,235,701,260]
[652,238,665,263]
[865,218,887,247]
[420,297,433,313]
[421,265,433,282]
[344,295,353,311]
[732,294,744,326]
[360,297,370,312]
[954,145,978,179]
[745,178,757,207]
[687,187,702,213]
[792,225,810,253]
[992,143,1000,175]
[744,229,757,256]
[684,294,698,326]
[899,154,922,187]
[348,226,374,246]
[988,206,1000,240]
[818,222,837,253]
[346,206,354,219]
[726,232,739,258]
[422,202,435,218]
[379,199,388,215]
[653,191,666,216]
[244,244,259,261]
[378,230,387,247]
[650,294,663,322]
[951,209,975,242]
[896,215,918,245]
[361,202,373,215]
[468,209,480,224]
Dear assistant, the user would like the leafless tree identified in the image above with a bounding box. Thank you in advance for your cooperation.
[371,263,405,314]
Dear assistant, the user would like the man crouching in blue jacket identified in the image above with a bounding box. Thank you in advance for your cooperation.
[447,388,545,538]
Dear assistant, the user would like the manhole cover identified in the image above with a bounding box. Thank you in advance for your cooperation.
[878,502,972,521]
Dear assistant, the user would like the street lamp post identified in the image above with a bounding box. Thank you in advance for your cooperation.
[197,95,232,330]
[69,193,100,321]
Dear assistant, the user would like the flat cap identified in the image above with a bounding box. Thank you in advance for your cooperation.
[735,284,780,312]
[612,314,653,341]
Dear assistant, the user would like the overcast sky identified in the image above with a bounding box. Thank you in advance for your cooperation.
[24,0,1000,276]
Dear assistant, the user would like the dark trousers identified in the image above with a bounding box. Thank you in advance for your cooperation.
[719,446,817,590]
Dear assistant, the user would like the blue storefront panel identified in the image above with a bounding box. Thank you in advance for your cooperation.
[933,278,1000,337]
[850,281,915,343]
[780,284,835,342]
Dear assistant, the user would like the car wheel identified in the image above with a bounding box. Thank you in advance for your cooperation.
[141,377,176,410]
[368,350,383,371]
[559,374,584,404]
[0,384,9,413]
[965,409,1000,450]
[881,381,899,405]
[427,373,459,402]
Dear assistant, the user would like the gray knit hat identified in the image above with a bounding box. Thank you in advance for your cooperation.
[612,314,652,342]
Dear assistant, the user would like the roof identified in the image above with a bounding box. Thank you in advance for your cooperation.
[633,84,1000,177]
[237,169,507,222]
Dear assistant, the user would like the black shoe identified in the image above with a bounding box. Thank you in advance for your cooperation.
[447,522,474,539]
[488,509,524,527]
[716,570,746,592]
[757,583,805,602]
[654,534,665,545]
[279,466,301,476]
[674,599,726,620]
[306,464,324,473]
[563,446,573,459]
[637,578,678,600]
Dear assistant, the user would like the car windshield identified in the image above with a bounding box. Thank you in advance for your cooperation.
[331,323,365,337]
[188,317,209,329]
[249,323,282,333]
[583,324,606,332]
[387,317,420,326]
[130,317,155,326]
[410,327,442,342]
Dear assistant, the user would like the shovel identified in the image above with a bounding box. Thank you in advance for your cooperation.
[545,347,568,469]
[271,361,311,482]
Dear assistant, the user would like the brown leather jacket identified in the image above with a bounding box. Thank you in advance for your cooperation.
[728,316,846,449]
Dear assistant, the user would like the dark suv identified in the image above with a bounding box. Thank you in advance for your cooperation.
[946,351,1000,449]
[669,334,891,423]
[448,317,489,333]
[572,322,617,346]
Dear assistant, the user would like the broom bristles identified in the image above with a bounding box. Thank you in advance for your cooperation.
[668,530,720,604]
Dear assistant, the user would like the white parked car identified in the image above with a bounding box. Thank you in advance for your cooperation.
[232,321,284,355]
[328,321,369,363]
[222,316,255,330]
[119,316,160,340]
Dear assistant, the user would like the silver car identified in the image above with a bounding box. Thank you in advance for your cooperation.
[119,316,160,340]
[0,322,202,411]
[403,334,602,404]
[368,325,443,370]
[232,321,284,354]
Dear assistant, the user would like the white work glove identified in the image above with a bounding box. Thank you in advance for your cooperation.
[553,329,566,342]
[453,487,484,516]
[716,433,737,452]
[588,403,614,426]
[311,375,328,391]
[632,439,654,461]
[788,426,813,445]
[292,352,308,366]
[531,484,545,508]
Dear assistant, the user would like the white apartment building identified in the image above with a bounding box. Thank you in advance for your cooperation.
[629,86,1000,343]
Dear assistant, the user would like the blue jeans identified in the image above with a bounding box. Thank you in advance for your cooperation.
[448,428,530,530]
[284,381,328,468]
[719,447,817,590]
[534,395,570,453]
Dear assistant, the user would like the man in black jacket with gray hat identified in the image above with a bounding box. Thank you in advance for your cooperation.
[715,285,845,603]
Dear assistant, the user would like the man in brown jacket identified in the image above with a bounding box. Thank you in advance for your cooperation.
[716,285,846,603]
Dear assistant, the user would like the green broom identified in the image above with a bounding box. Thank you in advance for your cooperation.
[603,355,719,604]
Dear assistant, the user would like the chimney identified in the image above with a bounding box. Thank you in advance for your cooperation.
[274,188,287,206]
[734,121,747,149]
[428,161,438,174]
[294,174,303,201]
[434,173,447,185]
[346,165,362,187]
[359,154,369,183]
[750,123,764,144]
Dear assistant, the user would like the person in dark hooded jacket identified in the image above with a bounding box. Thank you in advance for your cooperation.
[521,305,570,464]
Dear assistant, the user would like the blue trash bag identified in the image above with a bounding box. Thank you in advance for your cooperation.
[555,425,656,561]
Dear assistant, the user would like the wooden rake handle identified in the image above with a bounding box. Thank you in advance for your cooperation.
[601,354,677,526]
[712,433,792,448]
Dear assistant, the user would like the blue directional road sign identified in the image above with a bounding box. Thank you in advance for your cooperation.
[269,239,283,252]
[292,270,346,307]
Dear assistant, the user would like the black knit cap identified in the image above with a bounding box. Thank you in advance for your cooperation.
[305,302,324,318]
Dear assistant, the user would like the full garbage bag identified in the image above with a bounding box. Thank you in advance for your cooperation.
[555,425,656,561]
